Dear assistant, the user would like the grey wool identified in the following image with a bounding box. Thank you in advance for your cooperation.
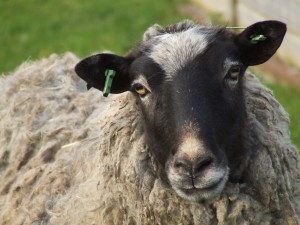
[0,52,300,225]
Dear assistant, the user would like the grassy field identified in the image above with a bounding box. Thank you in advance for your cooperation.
[1,0,300,149]
[0,0,186,73]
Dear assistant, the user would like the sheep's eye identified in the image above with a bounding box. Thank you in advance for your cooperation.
[132,83,149,97]
[228,66,241,80]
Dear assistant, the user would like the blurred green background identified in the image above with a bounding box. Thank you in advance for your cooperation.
[0,0,186,73]
[1,0,300,149]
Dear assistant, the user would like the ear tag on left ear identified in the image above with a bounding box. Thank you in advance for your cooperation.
[103,69,116,97]
[250,34,267,44]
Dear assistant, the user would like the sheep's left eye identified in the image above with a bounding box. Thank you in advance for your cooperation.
[228,66,241,80]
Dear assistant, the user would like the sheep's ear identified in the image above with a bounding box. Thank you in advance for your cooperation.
[75,53,131,94]
[235,20,287,66]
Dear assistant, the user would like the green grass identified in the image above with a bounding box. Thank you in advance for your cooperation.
[1,0,299,150]
[0,0,186,74]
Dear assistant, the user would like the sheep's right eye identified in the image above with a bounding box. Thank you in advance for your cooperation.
[132,83,149,97]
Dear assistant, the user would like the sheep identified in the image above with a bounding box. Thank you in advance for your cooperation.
[0,20,299,225]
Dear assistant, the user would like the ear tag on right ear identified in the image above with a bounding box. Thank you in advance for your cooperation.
[103,69,116,97]
[250,34,267,44]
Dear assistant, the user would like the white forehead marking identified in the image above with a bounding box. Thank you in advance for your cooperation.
[148,27,209,78]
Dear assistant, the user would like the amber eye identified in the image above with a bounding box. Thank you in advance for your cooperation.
[132,83,149,97]
[228,66,241,80]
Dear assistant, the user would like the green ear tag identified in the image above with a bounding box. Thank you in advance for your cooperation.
[250,34,267,44]
[103,69,116,97]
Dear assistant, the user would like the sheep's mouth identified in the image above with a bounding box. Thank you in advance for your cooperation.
[168,167,229,203]
[183,179,222,193]
[180,176,224,193]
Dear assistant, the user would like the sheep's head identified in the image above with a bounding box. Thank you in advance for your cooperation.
[75,20,286,203]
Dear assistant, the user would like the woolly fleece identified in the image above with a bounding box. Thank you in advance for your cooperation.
[0,53,299,225]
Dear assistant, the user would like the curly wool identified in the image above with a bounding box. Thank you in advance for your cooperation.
[0,53,299,225]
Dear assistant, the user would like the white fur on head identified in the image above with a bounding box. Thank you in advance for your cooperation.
[148,27,209,79]
[141,20,218,79]
[143,24,163,41]
[142,20,196,41]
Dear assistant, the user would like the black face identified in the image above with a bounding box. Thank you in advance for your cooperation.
[75,20,287,202]
[128,34,247,202]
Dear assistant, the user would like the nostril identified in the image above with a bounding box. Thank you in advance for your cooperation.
[194,157,214,175]
[173,156,214,176]
[174,161,185,169]
[173,158,191,175]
